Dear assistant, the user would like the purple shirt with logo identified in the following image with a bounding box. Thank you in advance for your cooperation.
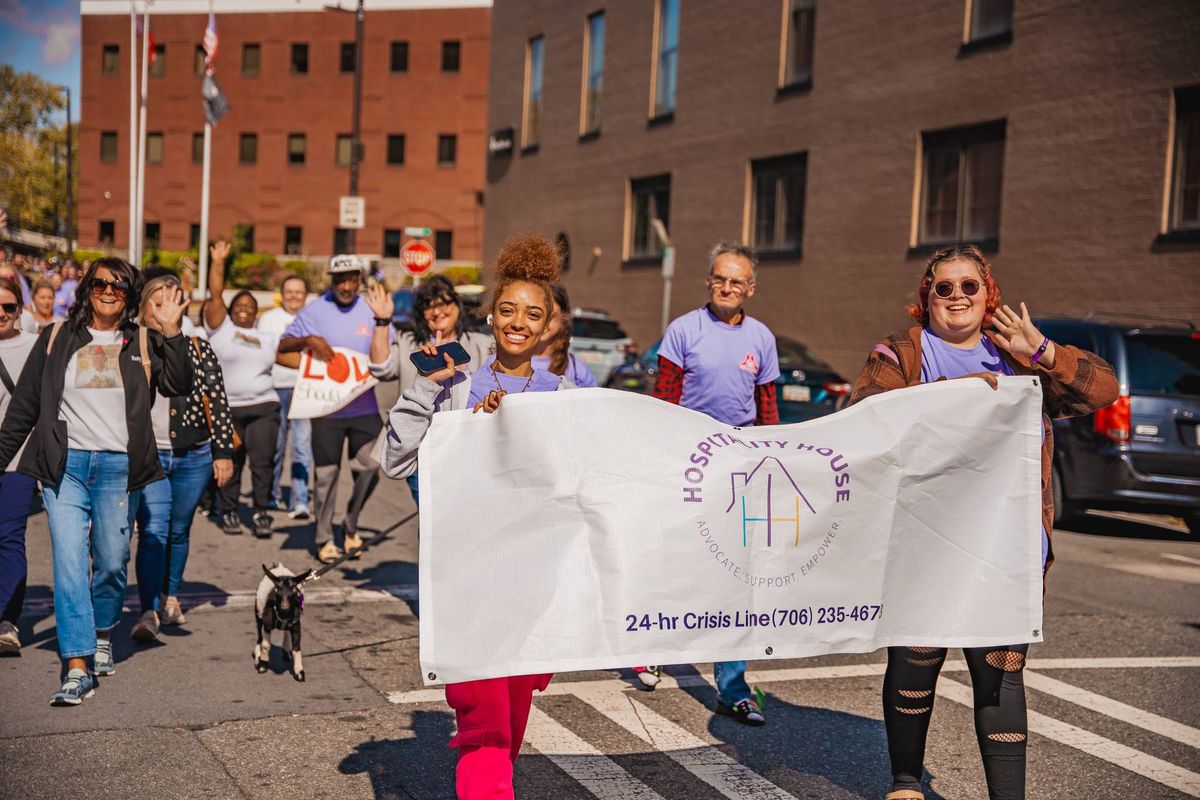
[468,365,562,406]
[283,292,378,419]
[919,327,1048,566]
[658,306,780,427]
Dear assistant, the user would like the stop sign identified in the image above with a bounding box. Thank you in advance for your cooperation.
[399,239,436,277]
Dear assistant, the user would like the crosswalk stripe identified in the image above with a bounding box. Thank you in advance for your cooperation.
[937,677,1200,798]
[1025,670,1200,749]
[524,705,668,799]
[571,683,797,800]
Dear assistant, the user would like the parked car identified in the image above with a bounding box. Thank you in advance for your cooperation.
[569,308,634,385]
[1035,315,1200,532]
[390,288,415,330]
[606,335,851,424]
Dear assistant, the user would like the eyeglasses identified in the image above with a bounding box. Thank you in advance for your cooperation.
[90,278,130,298]
[708,275,753,293]
[0,302,19,315]
[932,279,981,299]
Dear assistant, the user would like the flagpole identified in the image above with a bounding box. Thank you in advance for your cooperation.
[135,1,151,267]
[198,122,211,304]
[128,1,137,261]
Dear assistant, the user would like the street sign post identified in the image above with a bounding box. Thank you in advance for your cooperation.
[404,226,432,237]
[339,196,365,229]
[400,238,436,279]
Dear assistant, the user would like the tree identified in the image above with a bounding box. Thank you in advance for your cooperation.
[0,65,77,236]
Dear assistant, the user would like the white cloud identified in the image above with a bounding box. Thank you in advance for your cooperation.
[41,20,78,64]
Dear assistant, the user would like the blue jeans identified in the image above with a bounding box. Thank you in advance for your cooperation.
[272,387,312,510]
[0,471,37,625]
[42,450,141,660]
[715,660,752,706]
[135,443,213,613]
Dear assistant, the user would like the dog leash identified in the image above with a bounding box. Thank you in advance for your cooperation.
[301,511,419,585]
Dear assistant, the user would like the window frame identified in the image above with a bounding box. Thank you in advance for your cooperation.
[144,221,161,250]
[383,229,402,258]
[193,44,207,77]
[778,0,815,92]
[386,134,406,166]
[747,152,808,257]
[284,226,303,255]
[580,11,606,137]
[626,173,672,262]
[102,44,119,76]
[291,42,309,74]
[335,134,353,167]
[437,134,457,166]
[190,223,202,250]
[98,220,115,245]
[913,119,1006,251]
[649,0,680,121]
[192,132,204,164]
[522,35,545,150]
[333,227,351,256]
[434,230,453,260]
[287,133,307,166]
[149,44,166,78]
[100,131,118,163]
[390,40,409,73]
[961,0,1014,52]
[146,131,164,164]
[442,40,461,73]
[1163,86,1200,237]
[239,133,259,166]
[242,43,261,77]
[340,42,356,73]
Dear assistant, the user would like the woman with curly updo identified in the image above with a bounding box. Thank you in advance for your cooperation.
[381,233,573,799]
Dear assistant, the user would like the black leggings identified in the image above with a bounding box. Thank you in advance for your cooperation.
[219,401,281,514]
[884,644,1028,800]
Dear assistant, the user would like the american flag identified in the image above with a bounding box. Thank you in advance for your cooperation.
[131,5,157,63]
[203,12,219,73]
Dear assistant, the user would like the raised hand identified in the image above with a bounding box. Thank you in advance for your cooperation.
[989,302,1051,364]
[418,331,458,383]
[210,239,231,266]
[366,283,394,319]
[153,286,185,336]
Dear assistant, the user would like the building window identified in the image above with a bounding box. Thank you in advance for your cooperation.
[287,133,306,165]
[918,120,1005,246]
[333,227,351,255]
[652,0,680,118]
[102,44,119,75]
[390,41,409,73]
[629,174,671,259]
[581,11,605,135]
[194,44,206,76]
[100,131,118,163]
[291,43,308,74]
[335,134,352,167]
[99,220,115,245]
[434,230,453,259]
[438,134,457,166]
[234,223,255,253]
[239,133,258,165]
[966,0,1013,43]
[192,132,204,164]
[781,0,815,88]
[190,223,201,249]
[387,134,405,165]
[383,229,402,258]
[145,222,161,249]
[1168,86,1200,232]
[750,153,807,254]
[340,42,356,73]
[523,36,545,148]
[149,44,166,77]
[442,40,461,72]
[146,132,164,164]
[239,43,260,77]
[285,226,303,254]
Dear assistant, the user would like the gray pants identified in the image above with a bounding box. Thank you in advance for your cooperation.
[311,414,382,547]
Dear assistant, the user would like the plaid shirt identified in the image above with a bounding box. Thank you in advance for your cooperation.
[653,356,779,426]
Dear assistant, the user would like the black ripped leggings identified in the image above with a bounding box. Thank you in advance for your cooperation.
[884,644,1029,800]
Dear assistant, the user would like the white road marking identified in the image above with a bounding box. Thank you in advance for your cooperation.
[524,705,667,799]
[1024,670,1200,749]
[1163,553,1200,567]
[1109,561,1200,584]
[21,584,420,614]
[937,678,1200,798]
[571,683,797,800]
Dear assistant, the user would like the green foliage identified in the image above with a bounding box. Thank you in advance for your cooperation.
[143,250,198,270]
[0,66,75,234]
[439,265,483,285]
[229,251,279,289]
[281,258,326,292]
[71,248,108,264]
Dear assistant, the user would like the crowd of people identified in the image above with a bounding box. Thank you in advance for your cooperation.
[0,233,1118,800]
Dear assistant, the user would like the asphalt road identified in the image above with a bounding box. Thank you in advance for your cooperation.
[1,456,1198,799]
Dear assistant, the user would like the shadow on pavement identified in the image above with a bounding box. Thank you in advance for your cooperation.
[1059,511,1195,542]
[338,710,458,799]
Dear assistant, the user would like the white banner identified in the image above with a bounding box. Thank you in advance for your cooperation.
[288,347,378,419]
[418,377,1044,685]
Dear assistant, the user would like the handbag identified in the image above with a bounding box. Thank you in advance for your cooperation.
[192,336,242,450]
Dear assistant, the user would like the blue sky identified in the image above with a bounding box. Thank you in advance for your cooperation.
[0,0,81,121]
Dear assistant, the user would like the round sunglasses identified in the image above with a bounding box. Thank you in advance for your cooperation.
[932,278,980,299]
[90,277,130,298]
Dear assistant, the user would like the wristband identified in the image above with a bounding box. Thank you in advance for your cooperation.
[374,317,391,327]
[1029,336,1050,365]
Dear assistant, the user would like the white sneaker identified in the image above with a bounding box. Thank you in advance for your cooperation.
[288,505,311,520]
[636,666,661,689]
[0,620,20,655]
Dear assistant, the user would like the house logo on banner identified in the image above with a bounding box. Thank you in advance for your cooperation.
[679,434,852,588]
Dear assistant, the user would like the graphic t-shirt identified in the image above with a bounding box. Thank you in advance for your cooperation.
[919,327,1048,566]
[60,327,129,452]
[206,318,280,408]
[282,293,378,419]
[658,306,780,426]
[258,306,300,389]
[0,330,37,468]
[467,365,562,407]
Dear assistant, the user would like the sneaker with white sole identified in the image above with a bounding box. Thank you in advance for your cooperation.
[131,610,159,642]
[252,511,273,539]
[221,511,243,535]
[288,505,311,520]
[0,620,20,656]
[50,669,96,706]
[635,666,661,689]
[94,638,115,675]
[161,596,187,626]
[715,697,765,726]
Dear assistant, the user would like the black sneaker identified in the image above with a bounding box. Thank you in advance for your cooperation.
[221,512,243,535]
[252,511,273,538]
[715,697,765,726]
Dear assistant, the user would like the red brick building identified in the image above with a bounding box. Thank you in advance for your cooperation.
[484,0,1200,375]
[79,0,490,263]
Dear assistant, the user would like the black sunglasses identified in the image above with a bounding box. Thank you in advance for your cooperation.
[932,279,981,299]
[0,302,19,315]
[90,277,130,298]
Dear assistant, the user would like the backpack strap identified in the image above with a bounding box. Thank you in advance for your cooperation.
[45,320,64,356]
[0,356,13,394]
[138,325,152,386]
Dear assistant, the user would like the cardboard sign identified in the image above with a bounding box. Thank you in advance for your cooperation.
[288,347,378,419]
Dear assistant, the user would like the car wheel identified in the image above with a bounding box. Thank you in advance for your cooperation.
[1051,466,1081,528]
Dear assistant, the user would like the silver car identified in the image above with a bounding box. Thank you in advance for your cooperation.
[568,308,634,385]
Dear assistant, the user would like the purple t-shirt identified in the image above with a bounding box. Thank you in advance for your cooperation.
[468,365,562,406]
[283,292,378,419]
[483,353,599,388]
[54,281,77,317]
[658,306,780,426]
[919,328,1048,566]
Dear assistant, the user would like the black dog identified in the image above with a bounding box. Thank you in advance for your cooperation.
[254,563,312,681]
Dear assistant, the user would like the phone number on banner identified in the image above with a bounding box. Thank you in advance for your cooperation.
[624,605,883,633]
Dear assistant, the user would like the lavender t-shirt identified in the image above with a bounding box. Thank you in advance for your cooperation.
[658,306,780,426]
[283,292,378,419]
[920,328,1048,566]
[467,365,562,406]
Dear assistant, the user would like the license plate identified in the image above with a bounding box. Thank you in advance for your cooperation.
[577,350,604,364]
[782,385,811,403]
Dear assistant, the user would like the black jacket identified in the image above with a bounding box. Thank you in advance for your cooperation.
[0,318,194,491]
[167,336,236,459]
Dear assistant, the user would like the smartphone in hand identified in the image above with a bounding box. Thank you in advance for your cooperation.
[410,341,473,375]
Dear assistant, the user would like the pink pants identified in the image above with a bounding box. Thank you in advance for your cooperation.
[445,673,553,800]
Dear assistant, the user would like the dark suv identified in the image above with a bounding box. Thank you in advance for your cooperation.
[1035,315,1200,532]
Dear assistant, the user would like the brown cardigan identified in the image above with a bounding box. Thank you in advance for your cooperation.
[849,326,1119,571]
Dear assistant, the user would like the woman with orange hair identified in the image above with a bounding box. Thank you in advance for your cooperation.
[850,245,1118,800]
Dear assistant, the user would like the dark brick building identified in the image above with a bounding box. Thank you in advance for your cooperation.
[79,0,490,262]
[484,0,1200,375]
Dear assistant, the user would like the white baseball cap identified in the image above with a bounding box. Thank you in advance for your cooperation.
[328,254,366,274]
